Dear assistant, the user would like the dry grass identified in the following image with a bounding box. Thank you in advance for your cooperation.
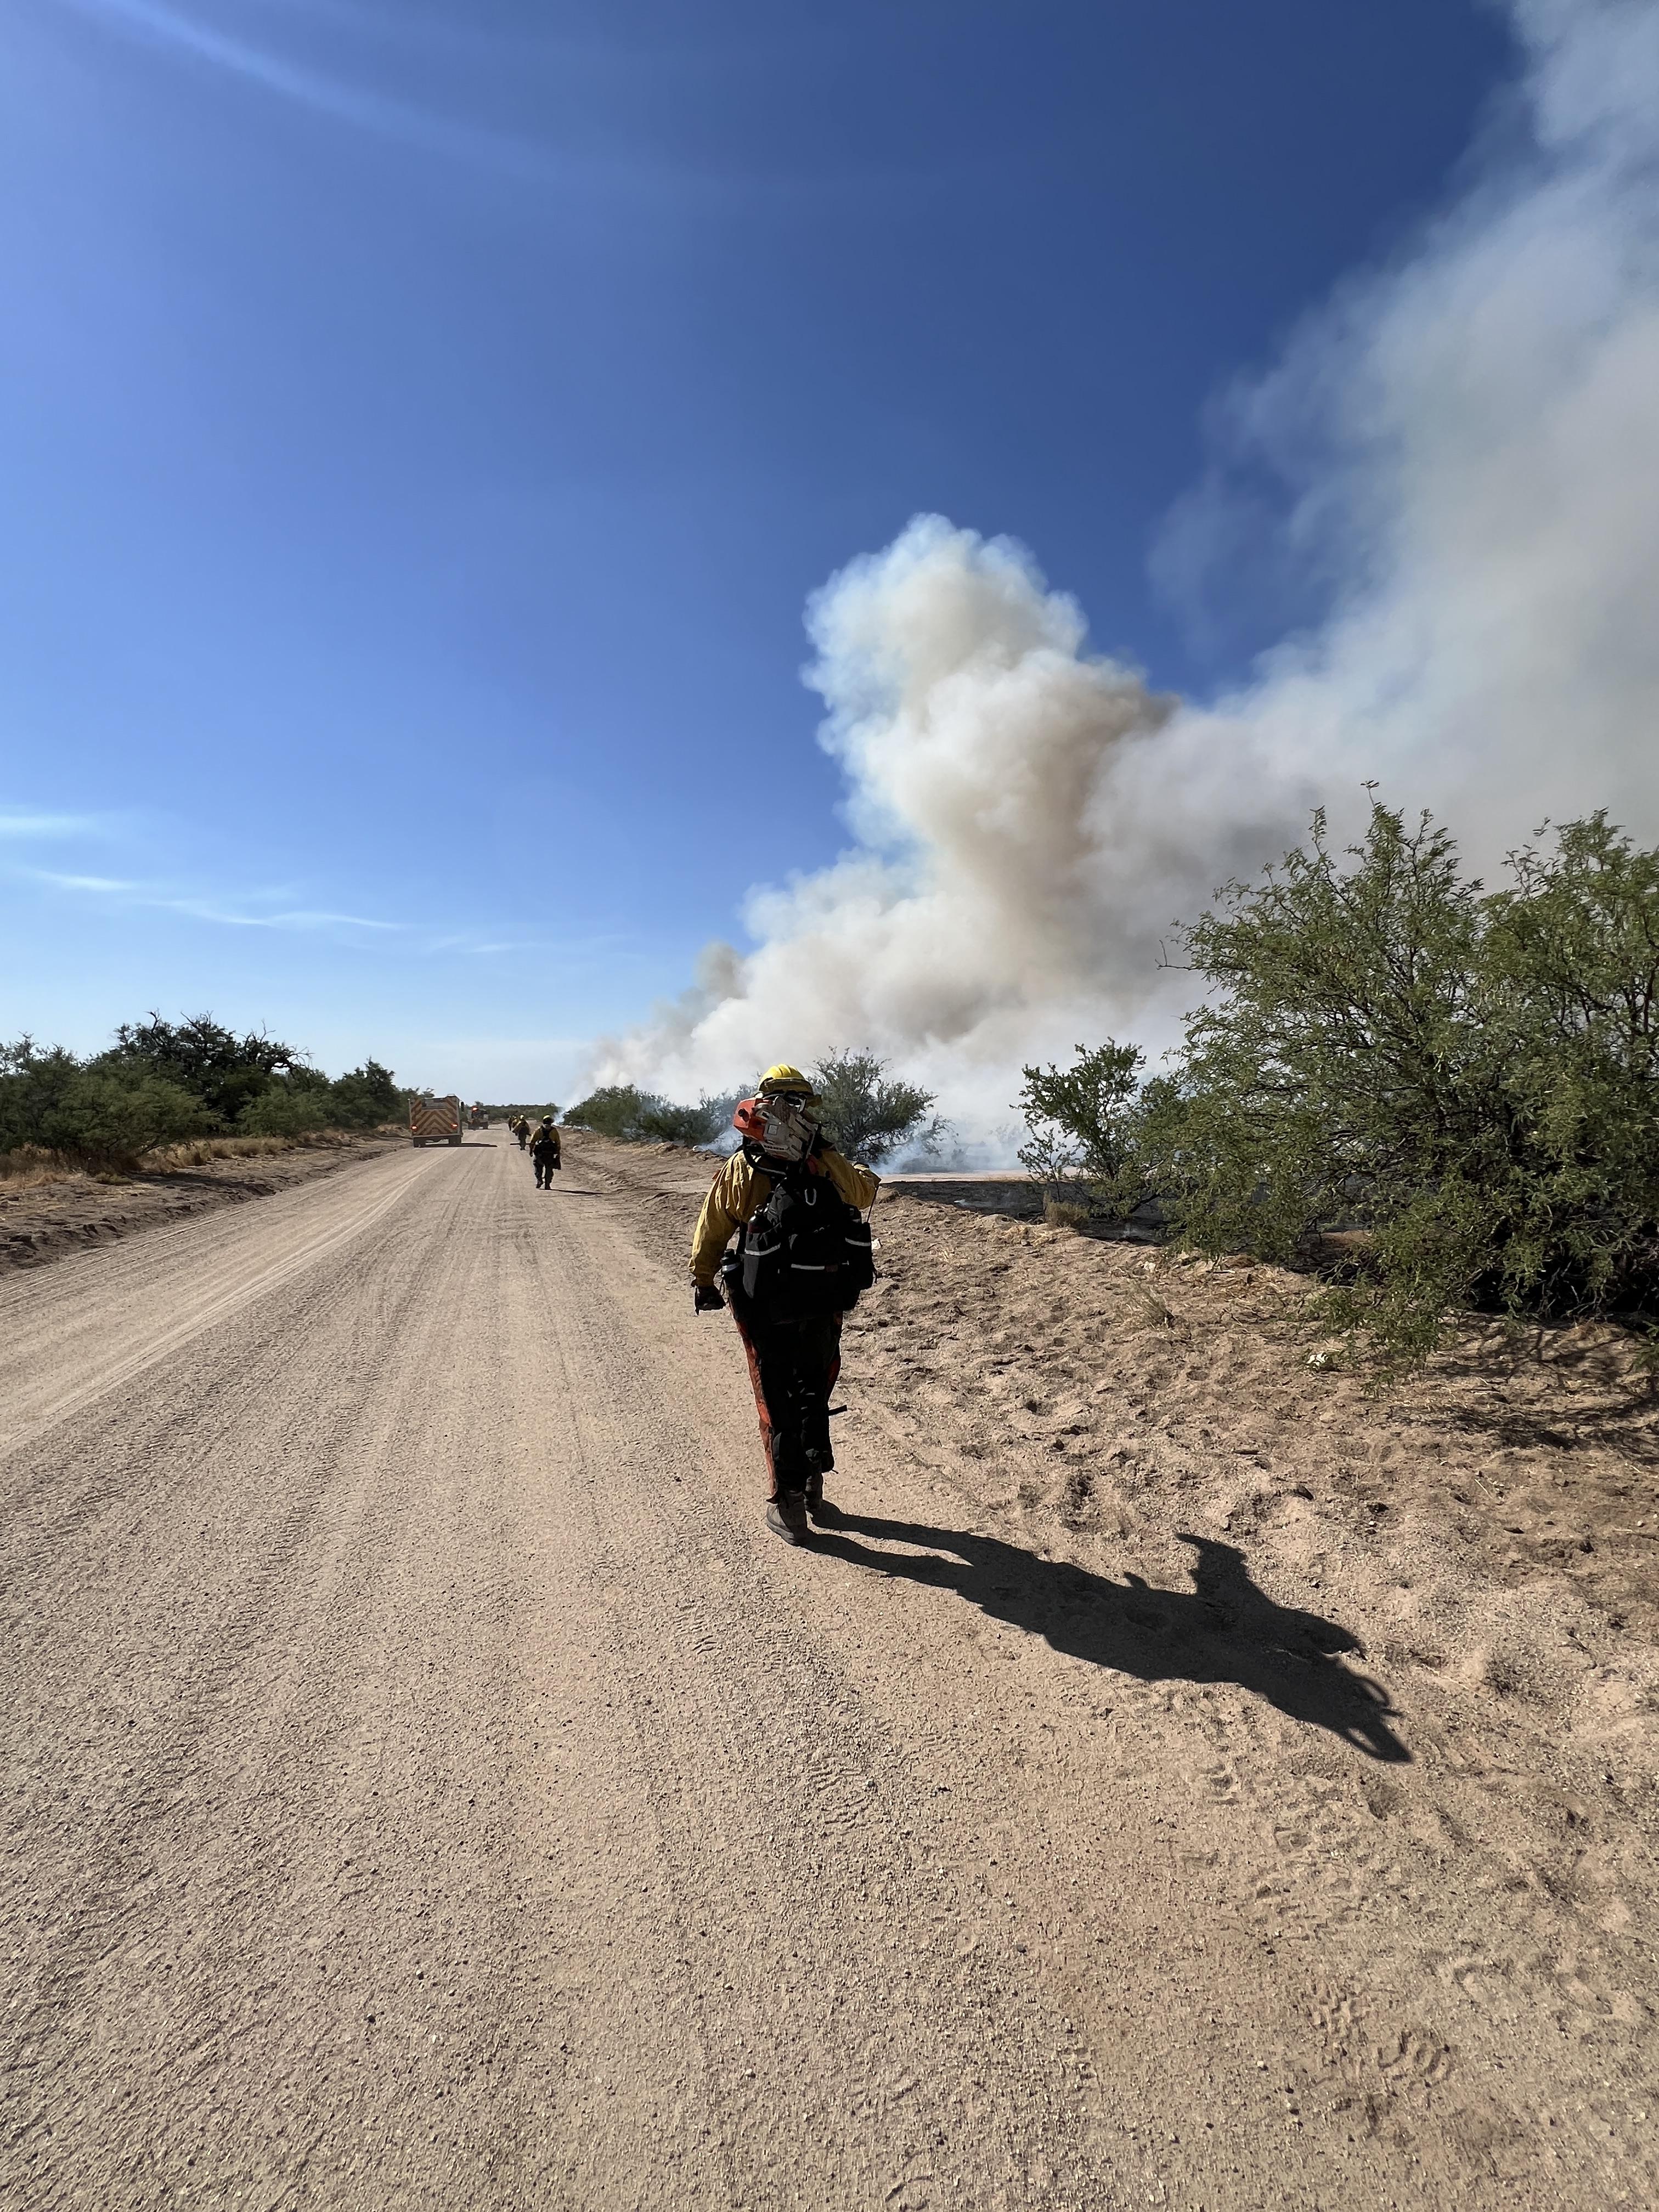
[1,1126,387,1192]
[146,1131,364,1171]
[1042,1196,1091,1232]
[0,1148,91,1194]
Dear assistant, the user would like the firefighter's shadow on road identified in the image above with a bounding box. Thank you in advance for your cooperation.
[816,1516,1409,1763]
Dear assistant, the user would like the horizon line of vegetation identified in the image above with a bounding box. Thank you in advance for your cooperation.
[1,1014,410,1172]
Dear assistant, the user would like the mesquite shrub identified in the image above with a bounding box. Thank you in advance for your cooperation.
[810,1050,941,1166]
[1034,803,1659,1359]
[0,1019,408,1167]
[562,1084,736,1146]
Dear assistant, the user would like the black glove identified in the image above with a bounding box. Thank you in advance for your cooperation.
[692,1282,725,1313]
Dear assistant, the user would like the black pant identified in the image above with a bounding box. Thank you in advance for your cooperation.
[533,1148,560,1186]
[730,1294,842,1496]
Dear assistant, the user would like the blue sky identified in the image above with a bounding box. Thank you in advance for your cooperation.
[1,0,1515,1099]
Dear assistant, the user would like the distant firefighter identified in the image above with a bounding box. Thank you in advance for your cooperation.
[530,1116,562,1188]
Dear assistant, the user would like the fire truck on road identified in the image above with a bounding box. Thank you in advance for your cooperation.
[410,1094,464,1147]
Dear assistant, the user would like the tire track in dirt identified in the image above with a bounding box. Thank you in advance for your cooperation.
[3,1157,494,2199]
[0,1148,432,1458]
[539,1174,1158,2210]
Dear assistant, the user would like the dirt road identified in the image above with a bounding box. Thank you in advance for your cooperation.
[3,1136,1652,2209]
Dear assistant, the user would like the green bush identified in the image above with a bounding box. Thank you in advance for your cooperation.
[810,1049,941,1165]
[1015,1042,1142,1192]
[323,1060,403,1130]
[563,1084,648,1139]
[108,1012,308,1127]
[567,1056,939,1159]
[563,1084,732,1145]
[635,1094,731,1145]
[0,1041,79,1155]
[239,1082,330,1137]
[0,1041,208,1166]
[1036,802,1659,1362]
[1,1022,410,1163]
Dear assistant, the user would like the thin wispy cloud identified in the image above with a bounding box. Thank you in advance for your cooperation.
[55,0,846,207]
[0,811,105,840]
[166,899,402,933]
[8,812,408,936]
[37,871,142,895]
[428,928,664,960]
[29,867,402,934]
[426,936,562,957]
[18,844,586,956]
[60,0,550,173]
[58,0,657,189]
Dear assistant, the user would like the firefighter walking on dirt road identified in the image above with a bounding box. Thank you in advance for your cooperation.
[529,1116,562,1188]
[691,1065,879,1545]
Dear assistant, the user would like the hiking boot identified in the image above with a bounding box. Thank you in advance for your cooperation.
[766,1492,810,1546]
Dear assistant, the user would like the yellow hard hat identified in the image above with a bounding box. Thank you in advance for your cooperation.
[759,1063,814,1096]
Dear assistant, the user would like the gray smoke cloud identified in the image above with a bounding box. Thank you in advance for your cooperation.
[596,0,1659,1140]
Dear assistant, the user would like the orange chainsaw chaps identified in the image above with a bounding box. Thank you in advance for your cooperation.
[728,1298,778,1497]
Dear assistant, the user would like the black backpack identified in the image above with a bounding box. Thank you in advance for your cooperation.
[738,1160,874,1315]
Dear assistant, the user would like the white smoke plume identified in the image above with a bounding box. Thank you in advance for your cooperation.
[596,0,1659,1143]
